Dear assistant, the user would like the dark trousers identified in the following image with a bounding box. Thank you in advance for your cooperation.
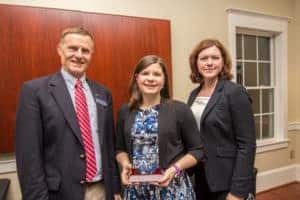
[194,165,228,200]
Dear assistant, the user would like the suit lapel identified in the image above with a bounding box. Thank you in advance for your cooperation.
[49,72,83,146]
[200,80,225,124]
[157,98,168,136]
[187,86,201,107]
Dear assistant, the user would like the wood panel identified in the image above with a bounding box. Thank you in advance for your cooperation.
[0,4,172,153]
[256,182,300,200]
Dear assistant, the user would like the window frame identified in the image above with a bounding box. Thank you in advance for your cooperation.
[237,33,275,140]
[227,8,290,153]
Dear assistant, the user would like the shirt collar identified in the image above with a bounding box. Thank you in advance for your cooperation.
[60,68,88,90]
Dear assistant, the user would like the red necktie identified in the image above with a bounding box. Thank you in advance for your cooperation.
[75,79,97,181]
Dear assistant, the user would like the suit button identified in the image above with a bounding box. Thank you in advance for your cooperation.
[80,180,85,184]
[80,154,85,159]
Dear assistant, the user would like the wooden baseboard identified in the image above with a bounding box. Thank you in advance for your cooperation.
[257,164,300,192]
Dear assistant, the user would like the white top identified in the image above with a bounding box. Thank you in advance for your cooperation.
[191,96,210,131]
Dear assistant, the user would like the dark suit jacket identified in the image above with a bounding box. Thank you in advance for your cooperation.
[115,99,205,170]
[16,72,120,200]
[187,80,256,198]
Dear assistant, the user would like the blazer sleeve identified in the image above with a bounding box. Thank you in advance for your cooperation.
[178,103,206,163]
[15,83,49,200]
[227,85,256,198]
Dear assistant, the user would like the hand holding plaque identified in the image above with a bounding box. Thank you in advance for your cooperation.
[128,168,163,183]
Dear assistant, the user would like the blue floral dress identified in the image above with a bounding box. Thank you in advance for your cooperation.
[124,106,196,200]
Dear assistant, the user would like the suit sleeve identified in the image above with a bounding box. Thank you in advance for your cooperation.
[15,83,49,200]
[115,105,128,154]
[105,92,121,195]
[228,85,256,198]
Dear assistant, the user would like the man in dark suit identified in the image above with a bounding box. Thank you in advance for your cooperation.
[16,27,121,200]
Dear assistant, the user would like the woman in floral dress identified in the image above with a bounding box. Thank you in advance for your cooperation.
[115,55,206,199]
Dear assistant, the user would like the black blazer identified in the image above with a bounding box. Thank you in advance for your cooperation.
[16,72,120,200]
[187,80,256,198]
[115,99,205,170]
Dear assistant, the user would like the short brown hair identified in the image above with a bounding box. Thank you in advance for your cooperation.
[189,39,233,83]
[60,27,94,43]
[128,55,170,110]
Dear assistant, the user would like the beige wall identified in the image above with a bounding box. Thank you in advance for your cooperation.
[295,0,300,123]
[255,132,297,172]
[288,0,300,122]
[0,0,299,199]
[295,131,300,164]
[293,0,300,164]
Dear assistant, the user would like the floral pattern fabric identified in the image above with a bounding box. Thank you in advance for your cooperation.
[131,106,159,175]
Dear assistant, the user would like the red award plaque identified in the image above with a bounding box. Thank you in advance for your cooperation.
[128,168,163,183]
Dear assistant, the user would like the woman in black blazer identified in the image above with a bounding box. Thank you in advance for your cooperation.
[115,55,205,199]
[187,39,256,200]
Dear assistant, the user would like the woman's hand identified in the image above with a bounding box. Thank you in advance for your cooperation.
[158,166,177,187]
[226,192,243,200]
[121,163,133,186]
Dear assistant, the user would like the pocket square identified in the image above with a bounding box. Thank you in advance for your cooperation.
[95,98,108,106]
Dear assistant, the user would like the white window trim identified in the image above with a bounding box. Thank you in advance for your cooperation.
[227,8,290,153]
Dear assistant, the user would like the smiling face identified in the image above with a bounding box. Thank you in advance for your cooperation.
[197,45,224,82]
[57,33,94,78]
[136,63,165,98]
